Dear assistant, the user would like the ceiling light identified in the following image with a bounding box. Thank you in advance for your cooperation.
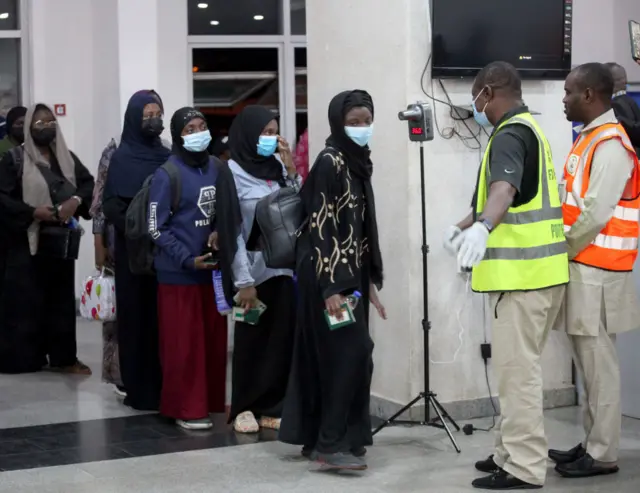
[197,3,208,8]
[0,13,9,19]
[253,15,264,21]
[210,20,219,26]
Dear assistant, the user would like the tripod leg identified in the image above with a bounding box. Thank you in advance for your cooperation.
[429,395,461,453]
[372,393,425,436]
[431,397,461,432]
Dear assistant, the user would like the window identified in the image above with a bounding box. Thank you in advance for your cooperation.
[294,47,307,140]
[0,0,18,30]
[0,0,22,122]
[0,38,21,113]
[192,48,280,138]
[188,0,283,36]
[290,0,305,35]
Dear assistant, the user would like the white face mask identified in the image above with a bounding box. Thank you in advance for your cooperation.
[344,124,374,147]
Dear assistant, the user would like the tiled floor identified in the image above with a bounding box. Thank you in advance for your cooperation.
[0,409,639,492]
[1,321,640,491]
[0,414,277,471]
[0,320,147,429]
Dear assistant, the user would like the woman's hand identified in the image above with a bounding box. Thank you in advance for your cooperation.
[370,284,387,320]
[237,286,258,313]
[277,136,296,176]
[57,198,80,222]
[208,231,219,250]
[325,294,346,320]
[194,253,216,270]
[33,206,56,222]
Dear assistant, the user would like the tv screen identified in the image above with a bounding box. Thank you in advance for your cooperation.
[432,0,572,79]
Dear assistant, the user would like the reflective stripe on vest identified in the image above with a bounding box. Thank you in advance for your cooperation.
[562,122,640,272]
[471,113,569,293]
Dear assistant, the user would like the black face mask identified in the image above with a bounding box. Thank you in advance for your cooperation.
[10,126,24,144]
[141,117,164,137]
[31,128,56,146]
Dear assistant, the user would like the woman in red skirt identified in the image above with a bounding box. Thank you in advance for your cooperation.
[148,107,227,430]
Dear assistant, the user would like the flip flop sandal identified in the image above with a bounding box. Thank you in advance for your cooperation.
[234,411,260,433]
[259,416,281,430]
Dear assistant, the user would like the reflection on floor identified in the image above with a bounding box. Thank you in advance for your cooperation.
[0,414,277,472]
[0,320,150,429]
[2,321,640,491]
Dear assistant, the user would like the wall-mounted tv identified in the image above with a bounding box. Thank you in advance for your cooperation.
[431,0,572,79]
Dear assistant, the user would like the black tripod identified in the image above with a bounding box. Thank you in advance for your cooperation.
[372,143,461,453]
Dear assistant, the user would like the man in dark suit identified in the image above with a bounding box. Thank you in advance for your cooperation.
[606,63,640,156]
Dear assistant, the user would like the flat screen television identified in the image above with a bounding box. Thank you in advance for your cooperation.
[431,0,572,79]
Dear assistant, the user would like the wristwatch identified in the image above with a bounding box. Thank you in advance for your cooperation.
[71,195,82,205]
[478,218,494,233]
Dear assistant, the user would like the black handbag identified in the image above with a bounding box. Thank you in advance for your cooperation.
[247,187,308,269]
[37,224,81,260]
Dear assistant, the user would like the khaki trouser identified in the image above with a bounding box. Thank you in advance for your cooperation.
[489,284,566,486]
[570,325,620,464]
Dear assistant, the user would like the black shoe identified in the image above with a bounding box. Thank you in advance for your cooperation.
[555,453,619,479]
[352,447,367,458]
[301,446,317,460]
[472,469,542,490]
[476,455,499,473]
[548,443,585,464]
[316,452,367,471]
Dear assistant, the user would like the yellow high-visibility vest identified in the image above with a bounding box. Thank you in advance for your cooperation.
[472,112,569,292]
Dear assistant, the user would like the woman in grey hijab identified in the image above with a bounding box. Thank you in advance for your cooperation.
[0,103,95,374]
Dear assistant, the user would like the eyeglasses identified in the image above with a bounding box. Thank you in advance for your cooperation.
[32,120,57,130]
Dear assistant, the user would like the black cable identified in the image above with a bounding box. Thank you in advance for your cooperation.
[438,80,482,149]
[471,296,499,434]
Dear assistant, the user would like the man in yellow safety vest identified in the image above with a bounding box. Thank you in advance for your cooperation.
[445,61,569,490]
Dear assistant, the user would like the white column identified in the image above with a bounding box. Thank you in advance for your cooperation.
[115,0,190,134]
[116,0,160,119]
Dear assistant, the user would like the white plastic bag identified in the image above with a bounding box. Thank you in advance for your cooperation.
[79,269,116,322]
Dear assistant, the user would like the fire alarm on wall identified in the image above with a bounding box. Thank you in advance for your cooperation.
[54,104,66,117]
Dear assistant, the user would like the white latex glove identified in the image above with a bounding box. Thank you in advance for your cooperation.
[443,225,462,255]
[456,222,490,270]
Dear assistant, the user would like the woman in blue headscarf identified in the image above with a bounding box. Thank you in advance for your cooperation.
[103,91,170,411]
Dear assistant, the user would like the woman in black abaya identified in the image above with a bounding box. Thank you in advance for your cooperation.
[103,91,170,410]
[279,90,387,471]
[215,105,299,434]
[0,103,94,374]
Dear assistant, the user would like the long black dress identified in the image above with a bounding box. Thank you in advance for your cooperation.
[103,195,162,411]
[279,148,378,455]
[0,150,94,373]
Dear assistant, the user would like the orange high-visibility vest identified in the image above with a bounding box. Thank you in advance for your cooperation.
[562,122,640,271]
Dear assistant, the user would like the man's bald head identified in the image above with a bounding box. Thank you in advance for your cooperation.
[605,62,627,92]
[563,63,613,124]
[472,61,522,99]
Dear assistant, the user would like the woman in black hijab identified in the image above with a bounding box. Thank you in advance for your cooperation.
[0,106,26,155]
[279,90,386,471]
[215,105,299,434]
[103,91,170,411]
[148,107,228,430]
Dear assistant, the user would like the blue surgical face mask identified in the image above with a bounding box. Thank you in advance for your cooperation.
[344,124,374,147]
[257,135,278,157]
[182,130,212,153]
[472,89,491,127]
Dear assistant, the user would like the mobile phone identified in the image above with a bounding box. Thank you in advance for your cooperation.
[630,20,640,62]
[201,246,219,265]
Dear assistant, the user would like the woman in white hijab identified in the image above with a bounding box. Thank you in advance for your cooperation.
[0,103,95,374]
